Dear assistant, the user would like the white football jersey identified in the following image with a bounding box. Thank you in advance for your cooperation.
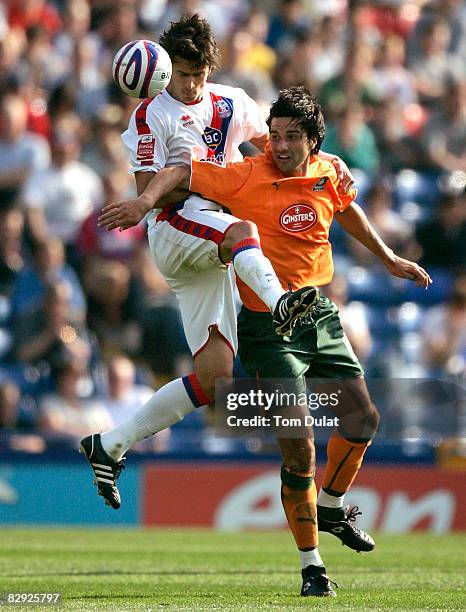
[122,82,267,225]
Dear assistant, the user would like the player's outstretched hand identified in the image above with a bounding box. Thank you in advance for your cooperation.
[384,254,432,289]
[331,156,355,192]
[98,195,152,231]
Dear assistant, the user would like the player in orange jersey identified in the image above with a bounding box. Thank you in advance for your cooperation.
[100,86,431,597]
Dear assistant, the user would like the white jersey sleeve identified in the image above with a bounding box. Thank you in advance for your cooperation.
[236,89,268,143]
[121,99,170,174]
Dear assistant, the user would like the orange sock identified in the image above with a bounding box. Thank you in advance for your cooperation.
[280,466,318,550]
[322,430,371,496]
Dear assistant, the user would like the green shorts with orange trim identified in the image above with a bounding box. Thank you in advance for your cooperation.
[237,296,364,394]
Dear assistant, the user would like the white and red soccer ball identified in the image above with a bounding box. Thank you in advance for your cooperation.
[113,40,172,99]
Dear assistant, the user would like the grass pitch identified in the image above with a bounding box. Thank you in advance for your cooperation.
[0,529,464,610]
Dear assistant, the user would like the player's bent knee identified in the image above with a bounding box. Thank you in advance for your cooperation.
[195,365,233,400]
[340,402,380,443]
[357,402,380,438]
[224,220,259,247]
[367,403,380,434]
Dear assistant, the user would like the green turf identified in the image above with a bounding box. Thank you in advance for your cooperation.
[0,529,464,611]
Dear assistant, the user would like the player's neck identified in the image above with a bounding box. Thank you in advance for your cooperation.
[283,157,311,178]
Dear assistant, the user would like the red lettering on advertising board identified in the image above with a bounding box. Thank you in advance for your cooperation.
[142,464,466,532]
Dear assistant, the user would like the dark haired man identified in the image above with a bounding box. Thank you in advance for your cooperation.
[81,16,351,509]
[104,86,431,597]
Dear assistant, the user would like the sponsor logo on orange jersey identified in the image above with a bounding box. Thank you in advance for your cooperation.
[279,203,317,232]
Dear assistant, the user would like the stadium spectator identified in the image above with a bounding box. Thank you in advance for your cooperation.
[77,171,188,377]
[371,34,418,106]
[407,16,465,109]
[68,34,110,119]
[131,247,191,379]
[407,0,466,60]
[420,77,466,173]
[0,28,25,85]
[349,181,414,265]
[14,279,92,370]
[0,207,26,298]
[21,113,103,261]
[0,93,50,207]
[369,96,426,172]
[101,354,170,451]
[159,0,243,44]
[217,11,276,105]
[16,23,61,92]
[282,27,323,93]
[323,274,373,365]
[356,0,417,40]
[317,42,379,121]
[80,107,131,177]
[85,258,142,358]
[6,0,61,36]
[10,236,86,321]
[416,191,466,271]
[39,357,111,442]
[266,0,311,52]
[95,1,139,55]
[323,103,380,176]
[421,289,466,377]
[77,171,144,269]
[308,15,345,85]
[51,0,93,84]
[237,10,276,81]
[0,378,45,452]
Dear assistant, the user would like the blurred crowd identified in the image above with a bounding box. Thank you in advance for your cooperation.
[0,0,465,452]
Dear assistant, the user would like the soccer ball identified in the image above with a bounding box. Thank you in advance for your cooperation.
[112,40,172,99]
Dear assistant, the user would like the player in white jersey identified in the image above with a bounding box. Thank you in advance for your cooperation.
[80,14,352,510]
[119,79,286,354]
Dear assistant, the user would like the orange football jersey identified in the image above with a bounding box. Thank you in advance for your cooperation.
[190,147,356,312]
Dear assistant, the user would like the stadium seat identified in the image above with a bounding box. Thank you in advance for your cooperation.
[347,267,403,306]
[365,305,399,339]
[401,267,454,305]
[396,302,425,334]
[0,362,53,396]
[394,169,441,208]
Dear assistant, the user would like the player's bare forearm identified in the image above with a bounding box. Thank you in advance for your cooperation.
[336,202,394,262]
[98,166,190,231]
[336,202,432,288]
[135,167,190,204]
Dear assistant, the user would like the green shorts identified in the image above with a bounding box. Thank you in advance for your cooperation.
[237,296,364,392]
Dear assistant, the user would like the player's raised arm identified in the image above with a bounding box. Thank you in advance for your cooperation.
[335,201,432,289]
[98,166,190,231]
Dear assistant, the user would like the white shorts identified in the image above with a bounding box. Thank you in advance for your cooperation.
[148,206,241,356]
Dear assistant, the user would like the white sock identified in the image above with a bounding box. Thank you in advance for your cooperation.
[317,489,344,508]
[101,376,204,461]
[300,548,324,569]
[232,242,284,312]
